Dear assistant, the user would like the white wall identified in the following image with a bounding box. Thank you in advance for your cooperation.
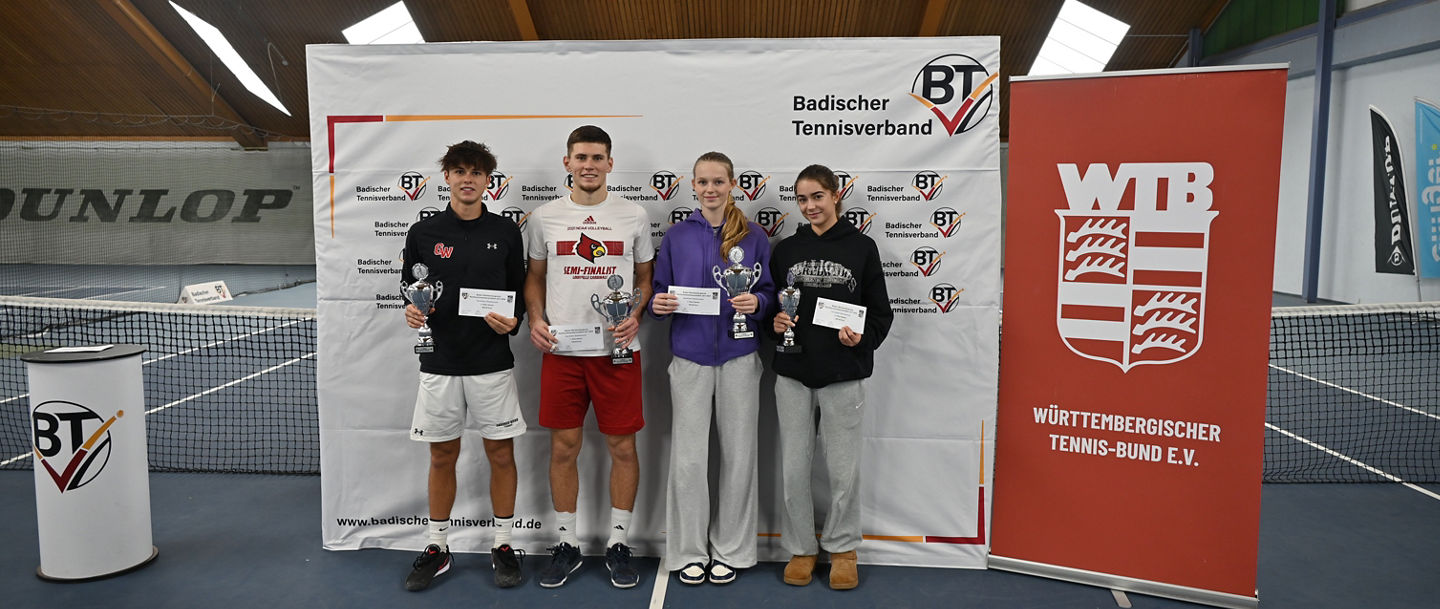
[1208,0,1440,303]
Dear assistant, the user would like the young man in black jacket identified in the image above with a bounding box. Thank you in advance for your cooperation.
[401,141,528,591]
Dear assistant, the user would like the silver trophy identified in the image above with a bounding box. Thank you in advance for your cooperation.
[591,274,641,365]
[713,246,764,339]
[401,263,444,354]
[777,271,802,354]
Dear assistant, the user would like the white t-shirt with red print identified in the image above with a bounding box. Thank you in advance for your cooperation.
[526,193,654,357]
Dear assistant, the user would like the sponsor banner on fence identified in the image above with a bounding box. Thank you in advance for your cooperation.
[1371,107,1416,275]
[0,143,312,265]
[993,66,1286,607]
[309,38,1000,567]
[1416,99,1440,278]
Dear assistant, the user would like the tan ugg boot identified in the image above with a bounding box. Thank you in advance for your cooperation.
[829,550,858,590]
[783,554,817,586]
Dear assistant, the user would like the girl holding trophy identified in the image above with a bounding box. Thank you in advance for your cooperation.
[768,164,892,590]
[650,151,774,585]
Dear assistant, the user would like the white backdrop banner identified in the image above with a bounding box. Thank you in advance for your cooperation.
[309,38,1000,568]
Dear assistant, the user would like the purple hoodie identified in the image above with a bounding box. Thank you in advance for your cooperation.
[650,209,775,366]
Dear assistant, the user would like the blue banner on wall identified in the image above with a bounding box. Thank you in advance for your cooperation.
[1417,99,1440,278]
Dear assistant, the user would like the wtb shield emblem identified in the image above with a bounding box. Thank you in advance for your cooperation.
[1053,162,1219,372]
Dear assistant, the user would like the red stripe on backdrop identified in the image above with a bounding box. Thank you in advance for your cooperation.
[925,487,987,544]
[327,115,384,173]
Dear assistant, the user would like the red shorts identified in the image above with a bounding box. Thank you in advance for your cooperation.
[539,352,644,435]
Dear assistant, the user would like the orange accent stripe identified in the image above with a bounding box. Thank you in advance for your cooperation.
[968,73,1000,101]
[909,93,937,109]
[979,420,986,484]
[863,535,925,543]
[81,411,123,451]
[385,114,642,122]
[756,533,781,538]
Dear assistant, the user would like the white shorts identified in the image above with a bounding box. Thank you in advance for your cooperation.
[411,370,527,442]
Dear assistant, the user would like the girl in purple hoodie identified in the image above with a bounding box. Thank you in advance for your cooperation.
[650,151,774,586]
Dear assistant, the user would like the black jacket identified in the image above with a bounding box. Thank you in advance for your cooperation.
[400,205,525,375]
[767,218,892,388]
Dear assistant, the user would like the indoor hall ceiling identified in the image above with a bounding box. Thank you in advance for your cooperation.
[0,0,1229,147]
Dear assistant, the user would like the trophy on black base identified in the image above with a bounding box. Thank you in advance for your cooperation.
[402,263,444,354]
[713,246,764,339]
[591,275,641,365]
[777,271,802,354]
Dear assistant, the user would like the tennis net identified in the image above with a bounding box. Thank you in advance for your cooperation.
[1266,301,1440,483]
[2,296,1437,481]
[1,295,317,474]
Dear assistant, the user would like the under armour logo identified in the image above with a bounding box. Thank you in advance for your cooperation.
[488,242,498,250]
[413,428,423,436]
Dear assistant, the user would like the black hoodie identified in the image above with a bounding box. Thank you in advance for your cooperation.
[767,218,892,388]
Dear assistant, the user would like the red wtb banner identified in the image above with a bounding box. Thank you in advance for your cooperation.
[991,66,1287,609]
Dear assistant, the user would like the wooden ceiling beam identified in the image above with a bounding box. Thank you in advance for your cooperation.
[99,0,266,148]
[917,0,950,37]
[509,0,540,41]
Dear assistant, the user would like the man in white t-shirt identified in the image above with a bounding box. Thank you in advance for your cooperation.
[524,125,654,589]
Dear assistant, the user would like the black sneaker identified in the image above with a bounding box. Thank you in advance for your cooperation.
[404,544,451,591]
[492,544,525,588]
[538,542,582,588]
[604,542,639,589]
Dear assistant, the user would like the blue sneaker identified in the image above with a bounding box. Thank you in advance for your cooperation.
[538,543,582,588]
[604,543,639,588]
[677,561,706,585]
[708,560,736,584]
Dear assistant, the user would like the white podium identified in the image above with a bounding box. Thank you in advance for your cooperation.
[22,344,157,580]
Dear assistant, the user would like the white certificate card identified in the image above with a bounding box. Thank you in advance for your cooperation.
[550,324,605,353]
[811,297,867,331]
[457,288,516,318]
[669,286,722,315]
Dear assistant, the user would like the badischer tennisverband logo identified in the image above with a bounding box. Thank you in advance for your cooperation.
[501,206,530,230]
[33,400,123,493]
[738,171,769,201]
[1054,162,1217,372]
[841,207,875,234]
[911,246,945,276]
[669,206,692,225]
[913,171,946,201]
[910,54,997,136]
[931,207,965,237]
[486,172,512,201]
[835,171,858,201]
[650,171,684,201]
[929,283,963,313]
[398,172,429,201]
[754,207,788,238]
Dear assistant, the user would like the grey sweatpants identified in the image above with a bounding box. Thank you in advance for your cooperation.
[774,375,864,556]
[663,353,761,570]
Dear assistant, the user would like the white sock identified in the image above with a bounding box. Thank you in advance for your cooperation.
[556,511,580,547]
[427,518,449,550]
[493,514,515,548]
[607,507,633,547]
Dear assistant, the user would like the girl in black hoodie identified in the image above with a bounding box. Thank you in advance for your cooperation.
[768,164,892,590]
